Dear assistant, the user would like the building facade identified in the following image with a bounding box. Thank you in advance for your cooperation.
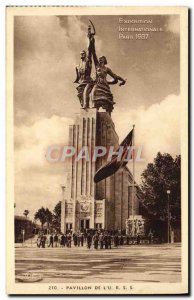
[61,108,139,233]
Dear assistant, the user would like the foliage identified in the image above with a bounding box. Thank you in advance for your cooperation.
[23,209,29,218]
[34,201,61,230]
[140,153,181,226]
[34,207,52,228]
[53,201,61,218]
[52,201,61,230]
[45,208,53,228]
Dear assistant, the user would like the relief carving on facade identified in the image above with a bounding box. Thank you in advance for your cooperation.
[65,201,73,217]
[95,201,103,218]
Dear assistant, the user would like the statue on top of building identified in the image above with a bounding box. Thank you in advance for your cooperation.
[74,20,126,114]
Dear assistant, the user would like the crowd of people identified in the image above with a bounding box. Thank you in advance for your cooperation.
[36,230,153,249]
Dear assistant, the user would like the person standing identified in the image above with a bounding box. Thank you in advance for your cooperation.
[41,234,46,248]
[54,233,58,247]
[114,234,119,248]
[73,233,78,247]
[120,235,124,246]
[67,233,72,248]
[58,233,61,247]
[77,233,81,247]
[86,232,92,249]
[126,235,130,245]
[37,235,41,248]
[61,234,65,247]
[80,233,84,247]
[64,233,67,247]
[148,231,152,244]
[108,233,112,249]
[93,233,99,250]
[99,233,104,249]
[104,233,108,249]
[48,234,54,248]
[137,234,141,245]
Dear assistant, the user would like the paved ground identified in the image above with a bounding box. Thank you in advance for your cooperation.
[15,243,181,283]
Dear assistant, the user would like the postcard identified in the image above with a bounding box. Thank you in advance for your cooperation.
[6,6,188,295]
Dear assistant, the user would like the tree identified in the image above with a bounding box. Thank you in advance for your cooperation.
[140,153,181,225]
[45,208,53,228]
[53,201,61,230]
[34,207,53,229]
[53,201,61,219]
[34,207,47,229]
[23,209,29,218]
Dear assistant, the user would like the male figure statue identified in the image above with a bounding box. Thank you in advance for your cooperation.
[74,24,95,108]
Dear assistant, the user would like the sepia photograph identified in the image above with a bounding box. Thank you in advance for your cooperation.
[6,6,188,295]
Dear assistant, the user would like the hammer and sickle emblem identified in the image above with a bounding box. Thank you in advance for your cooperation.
[89,19,96,36]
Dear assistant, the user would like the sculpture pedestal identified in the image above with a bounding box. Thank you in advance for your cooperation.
[61,107,139,233]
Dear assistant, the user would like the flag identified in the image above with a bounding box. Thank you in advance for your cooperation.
[94,128,133,183]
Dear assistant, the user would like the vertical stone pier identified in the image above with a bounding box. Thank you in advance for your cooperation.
[61,108,139,233]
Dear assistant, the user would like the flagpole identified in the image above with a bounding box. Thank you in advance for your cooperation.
[132,124,135,236]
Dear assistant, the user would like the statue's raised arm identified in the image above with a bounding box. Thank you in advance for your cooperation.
[89,27,126,114]
[90,30,126,87]
[87,20,98,67]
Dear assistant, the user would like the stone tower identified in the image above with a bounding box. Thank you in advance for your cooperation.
[61,108,139,233]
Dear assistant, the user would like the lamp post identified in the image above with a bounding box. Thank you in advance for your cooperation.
[21,229,25,247]
[61,185,66,233]
[166,190,171,243]
[61,185,66,200]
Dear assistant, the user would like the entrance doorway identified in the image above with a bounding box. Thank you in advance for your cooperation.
[80,219,90,230]
[66,223,72,232]
[95,223,102,230]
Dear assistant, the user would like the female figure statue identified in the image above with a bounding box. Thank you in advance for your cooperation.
[91,39,126,113]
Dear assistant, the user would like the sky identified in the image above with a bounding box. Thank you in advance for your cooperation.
[14,15,180,218]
